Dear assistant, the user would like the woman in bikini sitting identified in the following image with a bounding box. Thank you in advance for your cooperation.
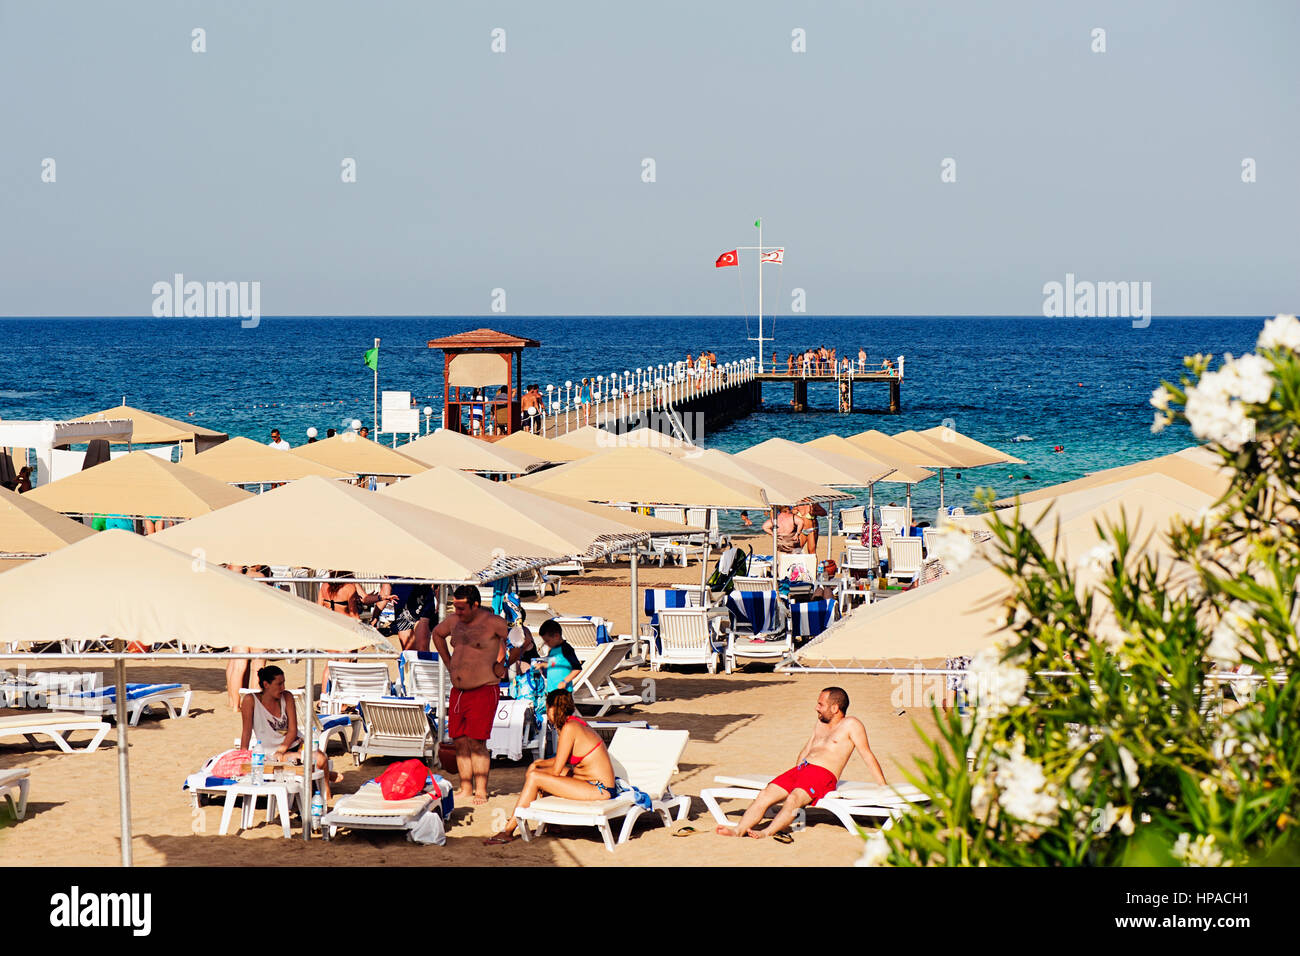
[484,689,617,845]
[239,665,340,801]
[317,571,378,692]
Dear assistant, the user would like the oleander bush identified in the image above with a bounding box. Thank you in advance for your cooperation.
[862,315,1300,867]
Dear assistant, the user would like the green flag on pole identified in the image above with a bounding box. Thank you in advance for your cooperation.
[363,346,378,371]
[754,219,761,228]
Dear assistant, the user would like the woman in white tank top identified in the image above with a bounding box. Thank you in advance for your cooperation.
[239,665,338,800]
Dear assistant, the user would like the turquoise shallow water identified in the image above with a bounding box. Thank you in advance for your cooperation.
[0,316,1263,524]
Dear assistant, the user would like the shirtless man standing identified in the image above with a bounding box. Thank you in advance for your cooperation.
[428,584,521,804]
[716,687,886,839]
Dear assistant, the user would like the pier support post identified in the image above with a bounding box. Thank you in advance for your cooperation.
[792,379,807,412]
[888,379,901,414]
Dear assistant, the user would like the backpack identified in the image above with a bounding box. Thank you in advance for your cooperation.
[377,759,433,800]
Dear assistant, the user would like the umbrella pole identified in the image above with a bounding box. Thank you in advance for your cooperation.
[630,548,639,642]
[115,656,132,867]
[826,502,834,562]
[436,584,448,753]
[771,507,779,596]
[303,657,314,843]
[939,469,945,514]
[699,510,711,591]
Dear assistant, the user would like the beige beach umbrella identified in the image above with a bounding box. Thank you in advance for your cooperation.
[0,529,391,866]
[915,426,1027,467]
[517,488,694,534]
[891,429,1021,514]
[495,430,593,463]
[0,530,387,652]
[69,402,228,456]
[992,449,1229,508]
[289,434,426,478]
[679,448,852,506]
[553,425,616,451]
[154,475,566,582]
[182,436,354,485]
[796,485,1205,666]
[397,428,546,474]
[0,484,96,558]
[620,427,697,452]
[806,434,935,538]
[380,465,648,559]
[512,446,770,608]
[25,450,252,519]
[511,446,769,509]
[736,438,895,487]
[972,473,1215,532]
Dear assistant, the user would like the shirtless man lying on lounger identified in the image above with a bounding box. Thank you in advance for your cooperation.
[716,686,886,839]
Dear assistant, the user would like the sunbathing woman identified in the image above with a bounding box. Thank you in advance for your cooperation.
[484,689,617,844]
[239,665,339,801]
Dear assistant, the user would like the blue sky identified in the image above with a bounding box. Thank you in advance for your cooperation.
[1,0,1297,316]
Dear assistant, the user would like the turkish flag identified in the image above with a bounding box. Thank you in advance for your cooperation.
[715,250,738,268]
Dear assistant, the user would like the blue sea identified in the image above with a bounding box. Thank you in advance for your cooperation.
[0,316,1264,525]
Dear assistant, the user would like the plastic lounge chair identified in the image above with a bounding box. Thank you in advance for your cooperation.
[838,506,866,536]
[0,767,31,820]
[885,538,924,586]
[513,727,691,851]
[700,773,930,833]
[57,682,192,726]
[922,528,941,558]
[320,662,393,714]
[571,642,644,717]
[0,712,112,753]
[352,698,435,764]
[777,552,817,581]
[723,590,790,675]
[397,651,449,705]
[321,778,455,842]
[649,608,727,674]
[880,505,911,531]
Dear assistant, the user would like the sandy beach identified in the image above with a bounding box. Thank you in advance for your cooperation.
[0,533,940,867]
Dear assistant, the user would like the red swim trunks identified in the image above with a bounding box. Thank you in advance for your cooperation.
[770,762,838,805]
[448,683,498,741]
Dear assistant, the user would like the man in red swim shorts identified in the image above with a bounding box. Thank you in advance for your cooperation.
[429,584,524,805]
[716,687,887,839]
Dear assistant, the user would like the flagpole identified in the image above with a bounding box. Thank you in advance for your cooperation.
[372,337,380,437]
[756,217,764,372]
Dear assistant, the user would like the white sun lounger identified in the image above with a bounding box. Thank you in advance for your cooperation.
[513,727,691,852]
[571,642,644,718]
[700,772,930,832]
[0,712,112,754]
[321,780,454,842]
[352,699,435,764]
[57,682,192,726]
[0,767,31,819]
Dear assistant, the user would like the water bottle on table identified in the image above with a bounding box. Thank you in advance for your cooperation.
[311,789,325,831]
[250,744,265,785]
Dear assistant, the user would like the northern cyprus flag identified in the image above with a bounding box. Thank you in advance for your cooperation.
[760,248,785,264]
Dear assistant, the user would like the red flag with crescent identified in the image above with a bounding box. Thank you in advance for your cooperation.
[714,250,738,268]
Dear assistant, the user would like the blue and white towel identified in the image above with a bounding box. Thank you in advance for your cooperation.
[726,590,781,639]
[68,682,183,703]
[643,588,690,636]
[579,615,611,644]
[613,777,654,811]
[790,599,837,639]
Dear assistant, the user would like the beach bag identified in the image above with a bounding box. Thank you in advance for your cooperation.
[377,759,431,800]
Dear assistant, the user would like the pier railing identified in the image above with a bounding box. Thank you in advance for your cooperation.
[538,358,758,438]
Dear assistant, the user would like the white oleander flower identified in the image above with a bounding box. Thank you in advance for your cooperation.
[1172,832,1228,867]
[1258,314,1300,352]
[1116,806,1135,836]
[1183,353,1272,451]
[1075,542,1117,578]
[1118,747,1140,789]
[1151,411,1170,434]
[929,525,975,572]
[1208,601,1254,663]
[996,743,1060,829]
[969,648,1028,709]
[1227,353,1276,404]
[856,831,891,867]
[1150,386,1171,411]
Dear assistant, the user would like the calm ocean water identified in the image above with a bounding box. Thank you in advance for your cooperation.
[0,316,1263,524]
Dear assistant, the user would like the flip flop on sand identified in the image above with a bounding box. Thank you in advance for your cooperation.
[672,825,701,838]
[772,831,795,845]
[483,832,518,845]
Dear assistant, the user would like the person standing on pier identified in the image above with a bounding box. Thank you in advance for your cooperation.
[858,347,867,372]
